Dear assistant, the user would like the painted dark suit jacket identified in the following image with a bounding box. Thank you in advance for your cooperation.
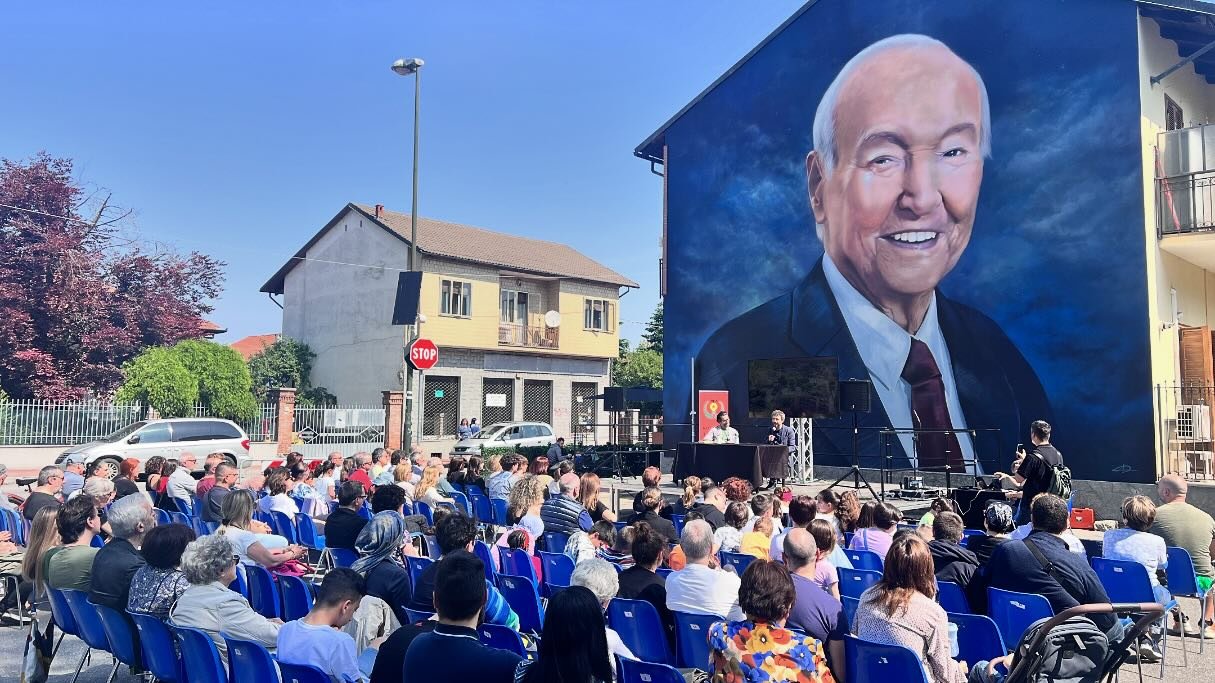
[694,259,1051,471]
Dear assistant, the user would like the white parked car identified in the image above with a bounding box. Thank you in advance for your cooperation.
[56,418,251,479]
[450,421,556,456]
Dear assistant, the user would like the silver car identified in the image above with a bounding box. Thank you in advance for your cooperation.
[450,421,555,456]
[56,418,251,479]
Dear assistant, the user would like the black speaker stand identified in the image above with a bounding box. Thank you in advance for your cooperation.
[828,410,881,501]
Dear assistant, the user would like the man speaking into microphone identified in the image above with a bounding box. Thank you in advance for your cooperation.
[765,410,797,490]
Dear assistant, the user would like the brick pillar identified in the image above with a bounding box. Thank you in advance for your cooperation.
[273,387,297,455]
[383,390,405,452]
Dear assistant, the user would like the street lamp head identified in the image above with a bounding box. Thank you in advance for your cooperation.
[391,57,424,75]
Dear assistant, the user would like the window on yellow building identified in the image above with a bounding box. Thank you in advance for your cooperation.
[441,279,471,317]
[583,298,615,332]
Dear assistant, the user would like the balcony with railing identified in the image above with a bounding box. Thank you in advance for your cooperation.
[498,324,559,349]
[1158,124,1215,237]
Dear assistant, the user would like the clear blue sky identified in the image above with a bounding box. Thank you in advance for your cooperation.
[2,1,803,345]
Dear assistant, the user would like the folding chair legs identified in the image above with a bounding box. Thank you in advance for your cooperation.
[68,646,90,683]
[104,657,121,683]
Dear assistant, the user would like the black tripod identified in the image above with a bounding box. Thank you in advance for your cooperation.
[828,409,881,500]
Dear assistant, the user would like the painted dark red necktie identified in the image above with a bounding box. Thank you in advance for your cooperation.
[901,338,965,471]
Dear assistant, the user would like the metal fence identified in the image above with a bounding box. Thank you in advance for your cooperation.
[291,404,386,459]
[1156,383,1215,480]
[0,399,280,446]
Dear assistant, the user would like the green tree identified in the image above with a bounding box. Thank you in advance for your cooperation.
[613,347,663,388]
[247,337,335,406]
[641,301,663,353]
[116,346,199,417]
[173,339,258,421]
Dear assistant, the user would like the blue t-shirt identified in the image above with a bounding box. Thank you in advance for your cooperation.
[277,619,362,683]
[787,573,848,646]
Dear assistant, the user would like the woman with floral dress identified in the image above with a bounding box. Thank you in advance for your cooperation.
[708,559,834,683]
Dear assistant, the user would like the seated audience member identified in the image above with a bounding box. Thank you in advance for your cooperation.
[464,456,487,492]
[570,559,637,673]
[806,519,841,599]
[771,496,816,562]
[346,453,375,491]
[402,552,522,683]
[392,463,416,501]
[129,523,195,620]
[965,501,1015,565]
[667,519,744,621]
[313,462,340,504]
[23,466,64,522]
[415,464,455,508]
[507,530,544,578]
[370,448,391,481]
[1008,494,1086,555]
[617,521,674,642]
[628,487,678,542]
[446,455,469,487]
[677,476,703,515]
[194,454,224,499]
[708,560,834,683]
[918,497,953,537]
[1103,495,1170,661]
[165,453,199,508]
[326,482,370,550]
[62,461,86,500]
[714,501,749,554]
[515,586,615,683]
[599,524,635,567]
[114,458,142,500]
[352,511,416,624]
[370,483,428,534]
[540,473,594,536]
[740,516,774,560]
[80,476,117,537]
[171,534,281,664]
[578,472,617,524]
[848,501,902,560]
[408,512,518,628]
[261,469,301,517]
[43,496,102,591]
[488,454,524,501]
[528,456,553,495]
[497,476,546,556]
[855,534,966,683]
[89,495,156,609]
[814,489,845,542]
[144,457,166,499]
[1151,473,1215,638]
[218,490,308,569]
[988,494,1122,641]
[928,511,981,589]
[783,528,848,678]
[202,463,238,525]
[19,508,59,615]
[692,485,728,530]
[563,520,616,565]
[278,568,374,683]
[290,464,327,514]
[631,467,663,514]
[742,493,783,535]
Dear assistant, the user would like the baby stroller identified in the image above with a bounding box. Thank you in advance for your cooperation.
[1002,602,1165,683]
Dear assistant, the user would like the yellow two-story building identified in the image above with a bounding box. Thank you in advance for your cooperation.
[261,203,637,442]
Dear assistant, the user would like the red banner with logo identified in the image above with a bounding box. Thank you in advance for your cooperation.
[698,390,729,441]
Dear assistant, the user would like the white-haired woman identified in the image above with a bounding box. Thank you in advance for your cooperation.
[570,558,636,676]
[170,534,281,663]
[80,476,117,538]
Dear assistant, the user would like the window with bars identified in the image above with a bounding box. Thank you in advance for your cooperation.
[523,380,552,424]
[1166,95,1184,132]
[440,279,472,317]
[422,376,460,437]
[571,382,598,441]
[583,298,615,332]
[482,378,514,426]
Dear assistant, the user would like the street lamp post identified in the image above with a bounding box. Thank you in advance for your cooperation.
[393,57,424,452]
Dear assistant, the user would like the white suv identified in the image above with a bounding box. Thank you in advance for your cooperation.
[450,421,556,456]
[56,418,251,479]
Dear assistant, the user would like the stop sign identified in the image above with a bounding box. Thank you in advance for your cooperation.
[406,338,439,370]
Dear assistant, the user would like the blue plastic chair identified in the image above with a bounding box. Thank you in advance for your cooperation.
[842,595,860,630]
[844,548,883,572]
[499,546,539,585]
[62,590,113,681]
[936,580,970,614]
[962,529,985,540]
[244,564,282,619]
[357,504,373,520]
[609,598,673,665]
[93,601,143,674]
[838,568,882,600]
[467,540,496,582]
[469,492,492,523]
[204,520,220,534]
[279,574,314,621]
[48,590,88,682]
[543,531,570,554]
[844,634,929,683]
[1091,556,1174,673]
[405,608,435,624]
[673,610,720,669]
[89,534,106,548]
[131,612,183,683]
[948,612,1006,667]
[415,501,434,525]
[843,531,854,548]
[490,498,510,526]
[154,508,173,526]
[279,662,331,683]
[497,573,546,633]
[407,555,435,589]
[671,514,686,537]
[223,633,277,683]
[450,490,474,517]
[168,511,191,528]
[465,484,487,499]
[269,510,300,544]
[1166,546,1208,653]
[617,654,685,683]
[539,551,575,588]
[228,564,249,598]
[479,622,530,657]
[987,587,1053,650]
[175,625,228,683]
[614,520,629,534]
[329,547,359,568]
[253,509,273,526]
[719,551,756,575]
[296,514,325,550]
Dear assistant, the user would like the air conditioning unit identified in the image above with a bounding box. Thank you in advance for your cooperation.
[1178,405,1212,440]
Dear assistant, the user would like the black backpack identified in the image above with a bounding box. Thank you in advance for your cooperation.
[1008,615,1109,683]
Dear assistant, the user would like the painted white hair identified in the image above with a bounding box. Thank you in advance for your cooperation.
[812,33,992,177]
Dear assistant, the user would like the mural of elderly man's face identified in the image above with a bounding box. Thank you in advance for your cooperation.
[808,45,984,324]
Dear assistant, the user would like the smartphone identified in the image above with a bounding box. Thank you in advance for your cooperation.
[1015,443,1025,453]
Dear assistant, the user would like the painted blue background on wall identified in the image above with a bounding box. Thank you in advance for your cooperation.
[658,0,1152,481]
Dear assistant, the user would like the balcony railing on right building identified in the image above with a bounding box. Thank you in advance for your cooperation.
[498,324,559,349]
[1157,124,1215,236]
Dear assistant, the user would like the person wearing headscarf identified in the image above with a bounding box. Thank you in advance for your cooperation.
[352,511,416,624]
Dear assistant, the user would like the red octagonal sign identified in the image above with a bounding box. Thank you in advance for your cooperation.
[407,338,439,371]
